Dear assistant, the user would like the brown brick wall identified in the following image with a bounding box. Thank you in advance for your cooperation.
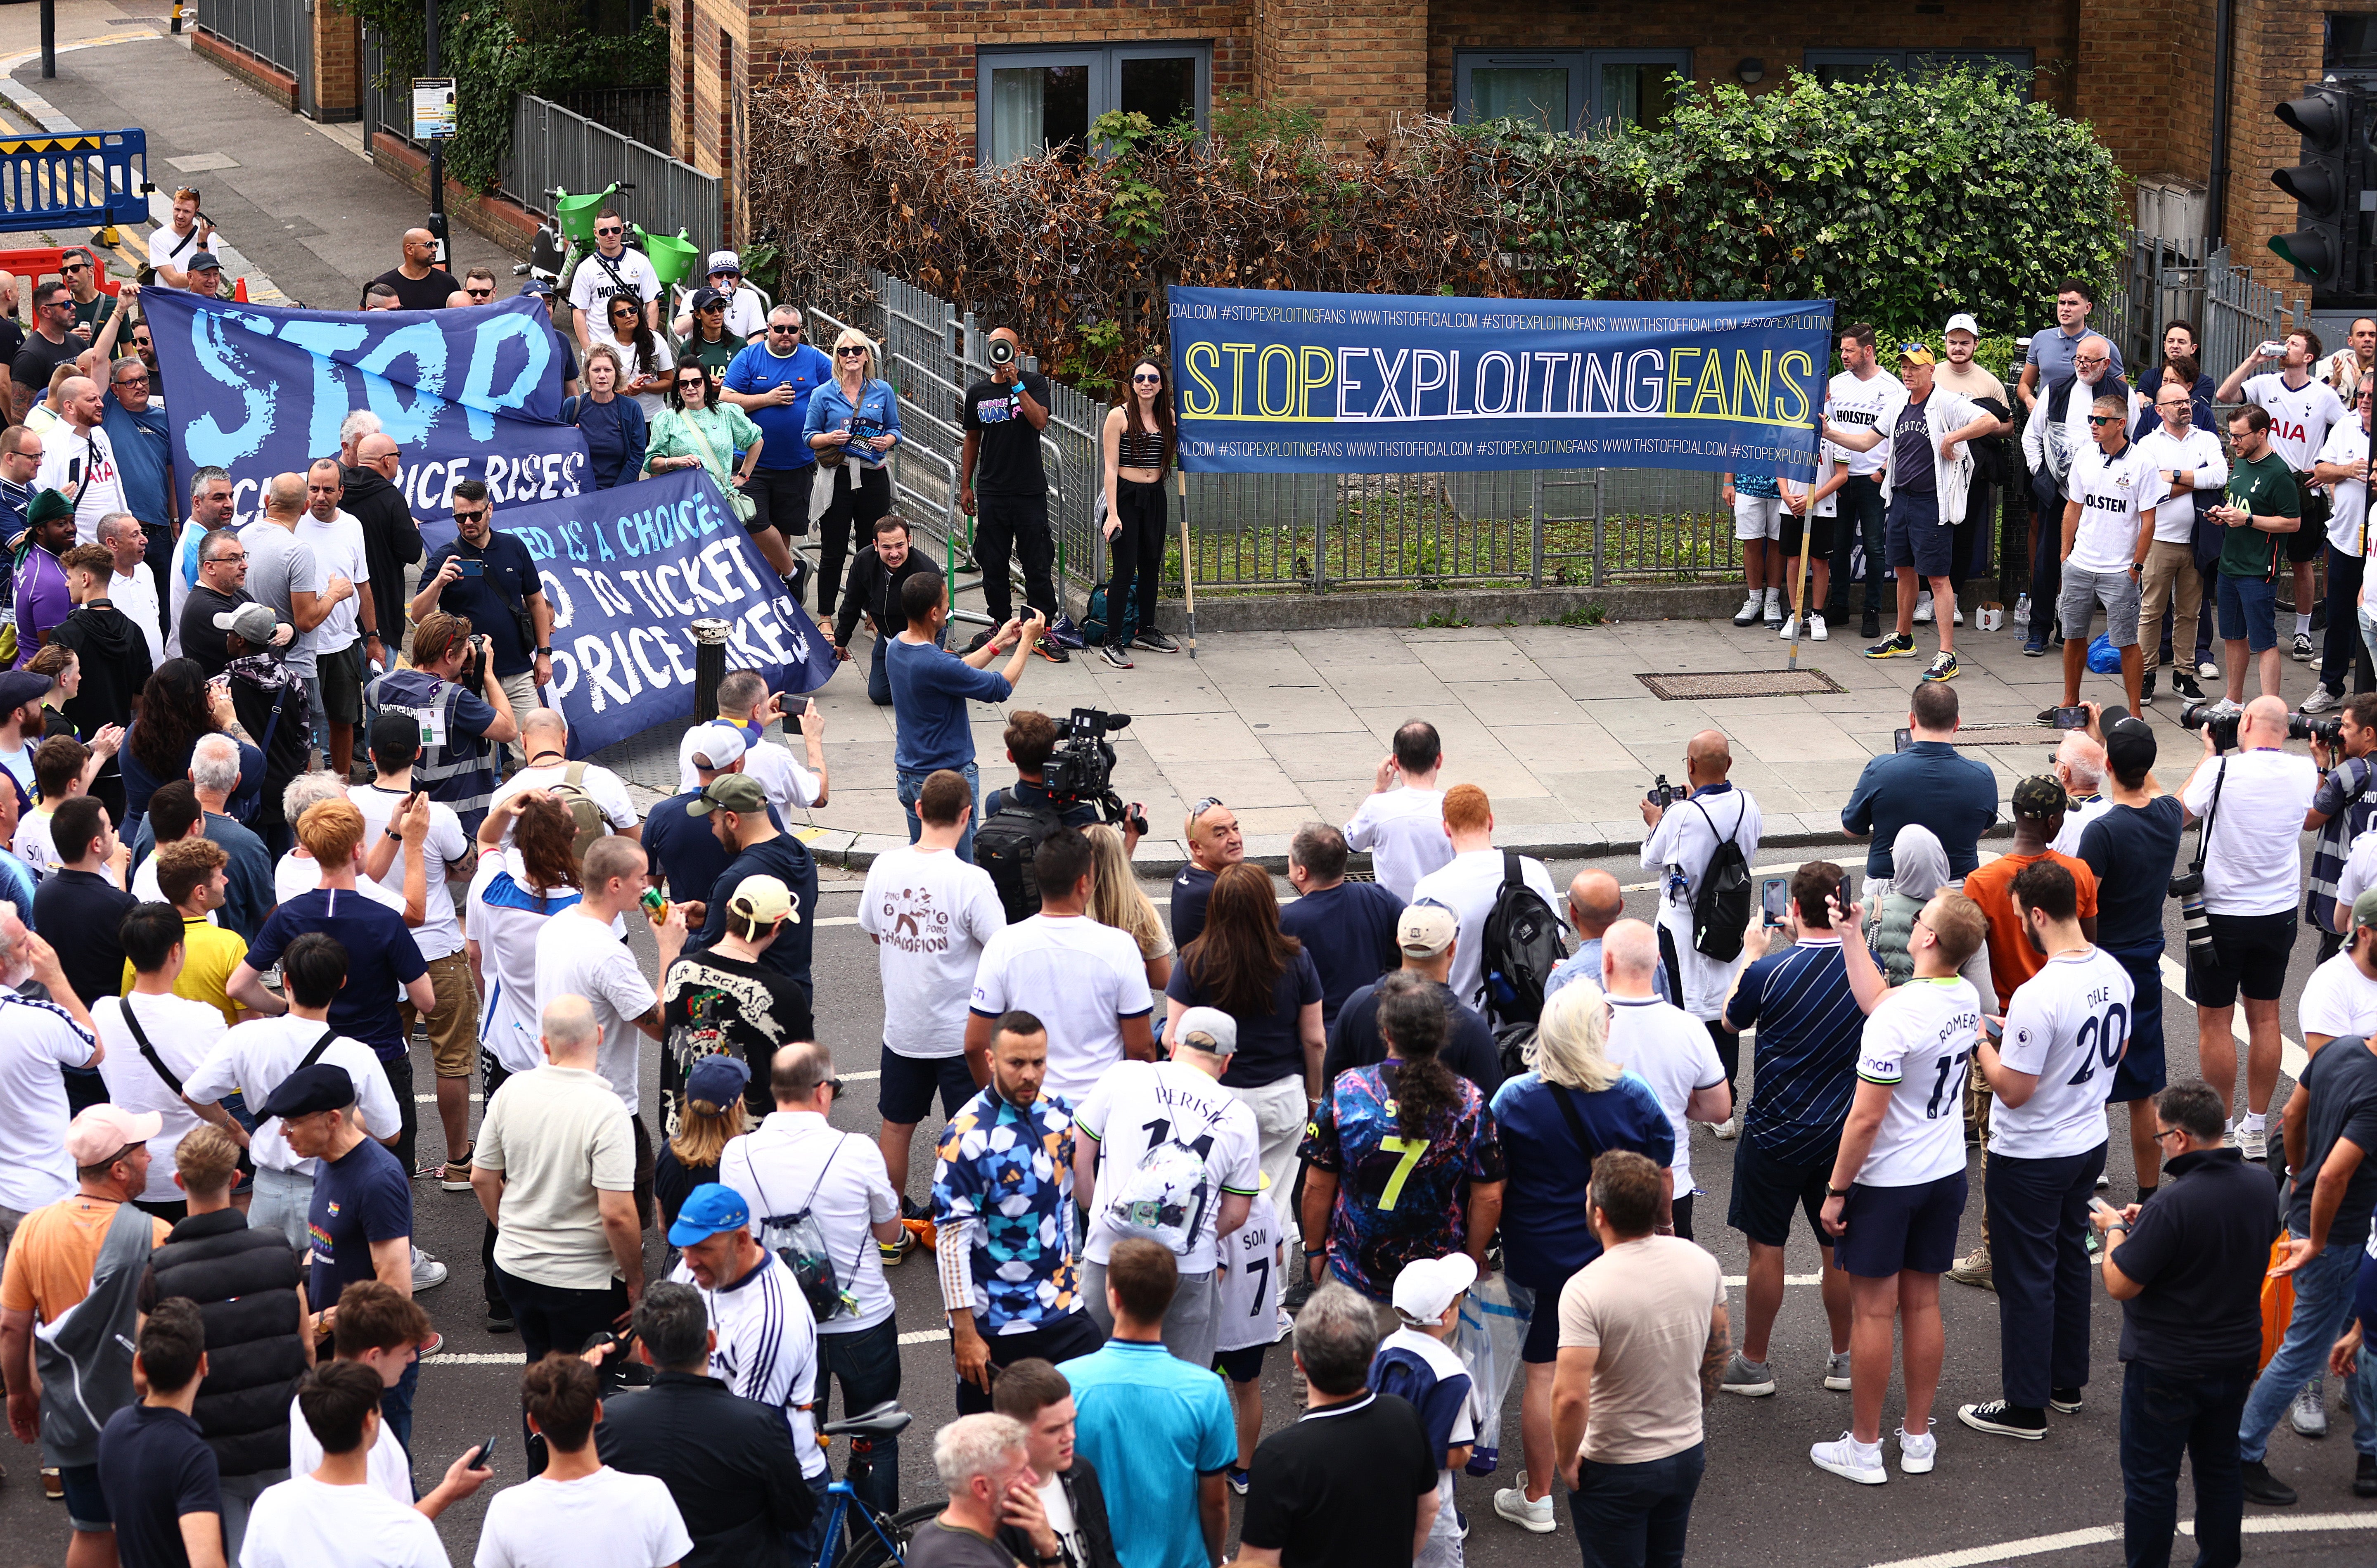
[310,0,361,121]
[2074,0,2213,191]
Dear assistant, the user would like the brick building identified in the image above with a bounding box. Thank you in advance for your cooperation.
[666,0,2377,314]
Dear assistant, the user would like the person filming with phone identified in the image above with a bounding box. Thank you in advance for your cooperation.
[408,481,553,766]
[885,571,1045,864]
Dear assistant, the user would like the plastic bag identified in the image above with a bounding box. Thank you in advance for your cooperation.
[2086,632,2121,674]
[1455,1272,1534,1475]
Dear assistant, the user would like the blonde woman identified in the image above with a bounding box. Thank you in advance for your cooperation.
[564,343,648,490]
[1087,822,1171,990]
[655,1052,754,1234]
[1486,978,1678,1533]
[804,328,900,619]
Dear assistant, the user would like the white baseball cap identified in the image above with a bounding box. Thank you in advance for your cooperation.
[1392,1253,1478,1324]
[1173,1007,1239,1055]
[689,722,746,770]
[1944,313,1981,338]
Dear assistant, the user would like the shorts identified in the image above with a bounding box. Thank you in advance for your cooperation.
[1779,510,1834,559]
[1733,494,1784,541]
[746,464,818,538]
[1884,488,1952,576]
[2059,563,2140,646]
[401,950,479,1079]
[1834,1169,1969,1279]
[2184,910,2296,1008]
[1214,1343,1268,1383]
[2108,950,2167,1102]
[1522,1269,1583,1364]
[2287,480,2329,564]
[1727,1135,1840,1249]
[315,641,364,725]
[2216,571,2278,652]
[59,1462,109,1530]
[878,1045,980,1125]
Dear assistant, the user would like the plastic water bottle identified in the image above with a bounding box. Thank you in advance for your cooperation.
[2013,593,2031,623]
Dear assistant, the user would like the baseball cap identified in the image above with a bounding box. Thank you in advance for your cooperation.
[685,1053,752,1110]
[728,873,795,926]
[2104,715,2158,778]
[369,710,424,764]
[707,251,742,275]
[257,1063,358,1122]
[1945,312,1981,338]
[689,722,747,771]
[213,602,281,644]
[690,286,727,313]
[2010,775,2069,820]
[1898,342,1937,367]
[667,1182,752,1247]
[1398,902,1459,959]
[1392,1253,1478,1325]
[2354,889,2377,932]
[519,279,555,298]
[187,250,221,272]
[64,1104,162,1166]
[0,669,54,713]
[687,773,769,816]
[1173,1007,1239,1055]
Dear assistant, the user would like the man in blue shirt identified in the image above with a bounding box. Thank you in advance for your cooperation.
[1841,680,1998,888]
[721,304,834,601]
[644,727,783,906]
[1545,867,1672,1004]
[1059,1239,1236,1568]
[1279,824,1403,1028]
[884,571,1042,863]
[2017,278,2126,413]
[1718,860,1864,1398]
[99,356,173,585]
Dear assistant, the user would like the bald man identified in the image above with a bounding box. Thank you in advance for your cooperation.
[488,708,642,842]
[2177,694,2319,1156]
[2048,731,2110,855]
[1543,867,1671,1004]
[363,227,460,312]
[342,432,426,651]
[33,372,127,544]
[1640,730,1762,1122]
[241,472,354,706]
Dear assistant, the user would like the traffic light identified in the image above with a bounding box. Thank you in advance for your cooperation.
[2271,84,2360,291]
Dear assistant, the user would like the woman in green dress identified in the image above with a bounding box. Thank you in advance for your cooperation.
[643,364,765,511]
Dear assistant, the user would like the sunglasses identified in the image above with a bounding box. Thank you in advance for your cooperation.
[1192,796,1225,818]
[2087,415,2121,426]
[611,304,639,317]
[2076,356,2109,368]
[825,1077,846,1096]
[1132,372,1162,384]
[59,263,88,274]
[676,377,707,388]
[769,324,803,335]
[465,287,494,298]
[454,508,490,524]
[595,225,624,237]
[836,346,867,358]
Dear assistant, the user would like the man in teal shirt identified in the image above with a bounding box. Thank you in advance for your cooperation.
[1060,1239,1235,1568]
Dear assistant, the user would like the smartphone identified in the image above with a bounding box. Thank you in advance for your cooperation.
[774,694,802,736]
[457,557,486,578]
[2087,1196,2122,1220]
[474,1432,499,1469]
[1893,727,1913,753]
[1760,876,1790,928]
[2052,706,2088,731]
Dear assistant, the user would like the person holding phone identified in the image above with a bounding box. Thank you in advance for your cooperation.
[885,571,1045,863]
[408,481,552,764]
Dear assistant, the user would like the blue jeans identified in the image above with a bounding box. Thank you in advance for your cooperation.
[815,1317,902,1515]
[2238,1237,2377,1461]
[896,761,978,862]
[2356,602,2377,683]
[1567,1441,1705,1568]
[2122,1357,2252,1568]
[788,1469,831,1566]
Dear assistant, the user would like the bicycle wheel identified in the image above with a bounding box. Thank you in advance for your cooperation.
[837,1499,945,1568]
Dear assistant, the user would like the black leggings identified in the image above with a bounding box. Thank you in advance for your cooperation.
[816,463,891,620]
[1107,477,1168,644]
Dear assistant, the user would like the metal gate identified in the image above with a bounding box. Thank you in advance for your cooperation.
[2106,226,2296,381]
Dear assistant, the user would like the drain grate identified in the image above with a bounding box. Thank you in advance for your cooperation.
[1942,722,2073,747]
[1636,670,1845,700]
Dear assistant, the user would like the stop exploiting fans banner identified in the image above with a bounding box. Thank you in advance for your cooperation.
[141,288,589,540]
[1167,288,1837,478]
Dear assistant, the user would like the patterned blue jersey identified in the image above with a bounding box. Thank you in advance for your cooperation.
[1301,1062,1504,1302]
[931,1084,1081,1334]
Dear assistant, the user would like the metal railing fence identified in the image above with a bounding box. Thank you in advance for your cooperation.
[197,0,303,76]
[2104,227,2298,386]
[549,87,671,155]
[502,95,720,259]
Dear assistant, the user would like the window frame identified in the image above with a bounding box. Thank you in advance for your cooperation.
[975,43,1213,165]
[1584,49,1693,128]
[1451,49,1694,132]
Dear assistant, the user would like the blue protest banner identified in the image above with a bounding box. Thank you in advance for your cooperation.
[499,468,839,758]
[140,288,587,535]
[1166,288,1836,479]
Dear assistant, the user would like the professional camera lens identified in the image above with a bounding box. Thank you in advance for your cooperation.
[2291,712,2343,745]
[2178,699,2242,752]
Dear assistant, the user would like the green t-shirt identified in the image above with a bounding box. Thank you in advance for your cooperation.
[675,331,739,383]
[2217,449,2304,581]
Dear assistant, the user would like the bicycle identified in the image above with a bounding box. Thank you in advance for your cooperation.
[815,1401,942,1567]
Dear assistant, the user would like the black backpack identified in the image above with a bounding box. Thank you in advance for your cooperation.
[1967,396,2016,488]
[1689,798,1753,963]
[1480,851,1569,1027]
[974,799,1066,924]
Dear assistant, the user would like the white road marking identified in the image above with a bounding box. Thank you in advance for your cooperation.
[1867,1513,2377,1568]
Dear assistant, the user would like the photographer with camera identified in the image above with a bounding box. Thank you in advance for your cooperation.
[885,572,1044,864]
[960,327,1064,661]
[409,481,552,765]
[364,613,519,834]
[982,709,1118,834]
[2178,694,2318,1157]
[1639,730,1762,1103]
[2304,695,2377,964]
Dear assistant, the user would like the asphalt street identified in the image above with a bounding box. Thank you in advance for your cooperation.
[7,848,2377,1568]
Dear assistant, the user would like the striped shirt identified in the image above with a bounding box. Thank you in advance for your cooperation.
[1723,935,1863,1164]
[671,1249,824,1478]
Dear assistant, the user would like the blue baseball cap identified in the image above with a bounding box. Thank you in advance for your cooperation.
[684,1053,751,1111]
[667,1182,751,1248]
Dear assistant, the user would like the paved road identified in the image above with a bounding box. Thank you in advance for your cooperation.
[6,845,2367,1568]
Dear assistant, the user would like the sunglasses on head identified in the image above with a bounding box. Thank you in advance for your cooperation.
[1192,796,1225,817]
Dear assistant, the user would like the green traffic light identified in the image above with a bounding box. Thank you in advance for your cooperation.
[2272,231,2337,277]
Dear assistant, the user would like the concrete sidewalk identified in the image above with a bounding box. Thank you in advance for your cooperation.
[620,599,2282,875]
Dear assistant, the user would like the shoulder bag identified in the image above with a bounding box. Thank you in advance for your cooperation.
[675,409,756,523]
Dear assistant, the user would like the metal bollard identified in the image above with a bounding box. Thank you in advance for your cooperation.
[690,618,730,721]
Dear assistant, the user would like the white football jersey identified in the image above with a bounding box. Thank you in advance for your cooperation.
[1852,976,1981,1187]
[1990,947,2131,1159]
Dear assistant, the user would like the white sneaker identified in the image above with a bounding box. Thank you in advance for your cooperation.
[1735,593,1765,626]
[2292,1380,2330,1438]
[411,1246,449,1291]
[1711,1116,1740,1140]
[1808,612,1829,642]
[2197,658,2221,679]
[2240,1123,2268,1161]
[1914,592,1935,624]
[1952,609,1964,625]
[1810,1432,1887,1485]
[1778,616,1801,640]
[1825,1351,1853,1391]
[1493,1474,1557,1533]
[2302,683,2343,715]
[1897,1426,1937,1475]
[1764,590,1785,625]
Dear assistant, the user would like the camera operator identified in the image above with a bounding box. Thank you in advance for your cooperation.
[2178,694,2318,1157]
[1842,680,2000,902]
[959,327,1062,659]
[364,613,519,836]
[2305,694,2377,964]
[1639,729,1762,1103]
[983,710,1101,831]
[824,515,942,708]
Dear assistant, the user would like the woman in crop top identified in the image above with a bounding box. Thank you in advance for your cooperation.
[1096,356,1181,666]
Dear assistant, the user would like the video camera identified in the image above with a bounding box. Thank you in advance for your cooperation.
[2182,699,2341,752]
[1044,708,1146,834]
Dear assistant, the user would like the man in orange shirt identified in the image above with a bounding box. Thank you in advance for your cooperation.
[1948,775,2099,1293]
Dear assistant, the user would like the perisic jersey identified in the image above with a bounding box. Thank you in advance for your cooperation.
[1214,1189,1286,1355]
[1989,946,2133,1159]
[1851,974,1982,1187]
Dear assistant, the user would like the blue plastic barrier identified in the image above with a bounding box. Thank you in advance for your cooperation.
[0,129,152,234]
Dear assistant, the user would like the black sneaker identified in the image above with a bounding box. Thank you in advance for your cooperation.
[964,628,995,655]
[1957,1400,2047,1439]
[2357,1454,2377,1497]
[1864,632,1917,660]
[2038,704,2067,724]
[2241,1459,2298,1506]
[1860,612,1882,641]
[2171,669,2205,701]
[1035,635,1071,664]
[2140,671,2156,705]
[1920,651,1959,682]
[2049,1386,2083,1414]
[1134,628,1180,654]
[1097,642,1133,669]
[485,1310,515,1333]
[1281,1274,1316,1312]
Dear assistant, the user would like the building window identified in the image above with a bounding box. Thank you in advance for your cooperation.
[978,45,1211,164]
[1801,48,2034,85]
[1453,50,1691,133]
[2330,14,2377,71]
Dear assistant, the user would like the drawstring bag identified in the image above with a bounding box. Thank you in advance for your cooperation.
[747,1139,863,1322]
[2086,633,2122,674]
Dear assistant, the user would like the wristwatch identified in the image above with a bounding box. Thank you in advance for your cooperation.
[536,647,553,656]
[1825,1185,1851,1199]
[384,828,402,842]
